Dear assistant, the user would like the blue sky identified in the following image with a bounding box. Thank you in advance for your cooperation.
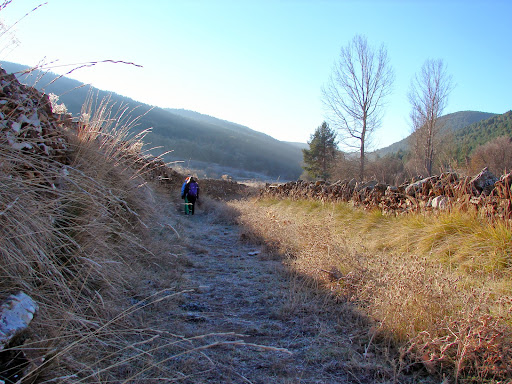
[1,0,510,149]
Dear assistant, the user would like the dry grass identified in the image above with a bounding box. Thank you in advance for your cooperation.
[233,197,512,383]
[196,196,241,224]
[0,87,226,382]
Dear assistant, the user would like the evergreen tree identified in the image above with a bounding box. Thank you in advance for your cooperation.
[302,122,338,180]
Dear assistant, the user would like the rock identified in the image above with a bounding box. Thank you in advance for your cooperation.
[0,66,70,166]
[355,180,378,192]
[386,185,399,195]
[471,167,498,195]
[431,196,449,210]
[0,292,38,350]
[374,183,388,193]
[405,177,435,197]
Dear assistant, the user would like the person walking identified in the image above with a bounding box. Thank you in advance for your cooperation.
[181,176,199,215]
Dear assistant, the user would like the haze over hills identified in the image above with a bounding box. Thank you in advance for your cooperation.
[166,109,308,152]
[1,61,304,180]
[284,142,309,150]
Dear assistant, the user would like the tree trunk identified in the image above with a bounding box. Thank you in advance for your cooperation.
[360,117,367,180]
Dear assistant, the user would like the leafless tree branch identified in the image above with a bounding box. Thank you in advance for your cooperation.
[322,34,394,180]
[408,59,454,176]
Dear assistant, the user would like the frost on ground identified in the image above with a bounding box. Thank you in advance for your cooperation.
[139,191,437,384]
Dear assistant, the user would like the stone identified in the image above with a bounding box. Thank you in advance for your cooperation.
[0,292,38,350]
[471,167,498,195]
[431,196,449,210]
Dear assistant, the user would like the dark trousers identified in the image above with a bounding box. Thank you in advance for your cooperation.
[186,196,196,215]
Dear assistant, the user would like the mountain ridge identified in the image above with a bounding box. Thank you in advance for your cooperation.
[372,110,498,157]
[3,61,506,180]
[0,61,304,180]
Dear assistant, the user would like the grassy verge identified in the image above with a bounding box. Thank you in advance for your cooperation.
[233,198,512,383]
[0,83,200,382]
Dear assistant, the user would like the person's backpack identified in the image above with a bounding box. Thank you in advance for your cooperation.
[188,182,198,197]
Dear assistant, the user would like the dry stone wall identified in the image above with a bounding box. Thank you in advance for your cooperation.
[0,68,68,164]
[261,168,512,220]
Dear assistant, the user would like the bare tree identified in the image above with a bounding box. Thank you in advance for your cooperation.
[470,136,512,176]
[322,34,394,181]
[408,59,453,176]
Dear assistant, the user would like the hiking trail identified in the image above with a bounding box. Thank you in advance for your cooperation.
[144,190,435,384]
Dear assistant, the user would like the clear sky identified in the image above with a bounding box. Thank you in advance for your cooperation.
[1,0,510,149]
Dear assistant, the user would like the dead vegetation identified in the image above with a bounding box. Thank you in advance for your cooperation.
[233,197,512,383]
[0,66,248,383]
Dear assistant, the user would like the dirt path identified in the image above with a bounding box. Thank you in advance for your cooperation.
[150,195,432,384]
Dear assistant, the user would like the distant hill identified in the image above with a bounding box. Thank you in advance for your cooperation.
[285,142,309,150]
[1,61,303,180]
[373,111,497,157]
[165,109,260,137]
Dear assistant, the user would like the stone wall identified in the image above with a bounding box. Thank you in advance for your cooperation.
[261,168,512,220]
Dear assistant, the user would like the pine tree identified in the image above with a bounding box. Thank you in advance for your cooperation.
[302,122,338,180]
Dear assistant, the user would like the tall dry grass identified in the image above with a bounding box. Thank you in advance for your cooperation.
[0,87,217,382]
[233,198,512,383]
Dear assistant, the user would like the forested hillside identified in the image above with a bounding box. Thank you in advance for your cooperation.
[454,110,512,162]
[373,110,497,157]
[337,110,508,184]
[1,61,303,180]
